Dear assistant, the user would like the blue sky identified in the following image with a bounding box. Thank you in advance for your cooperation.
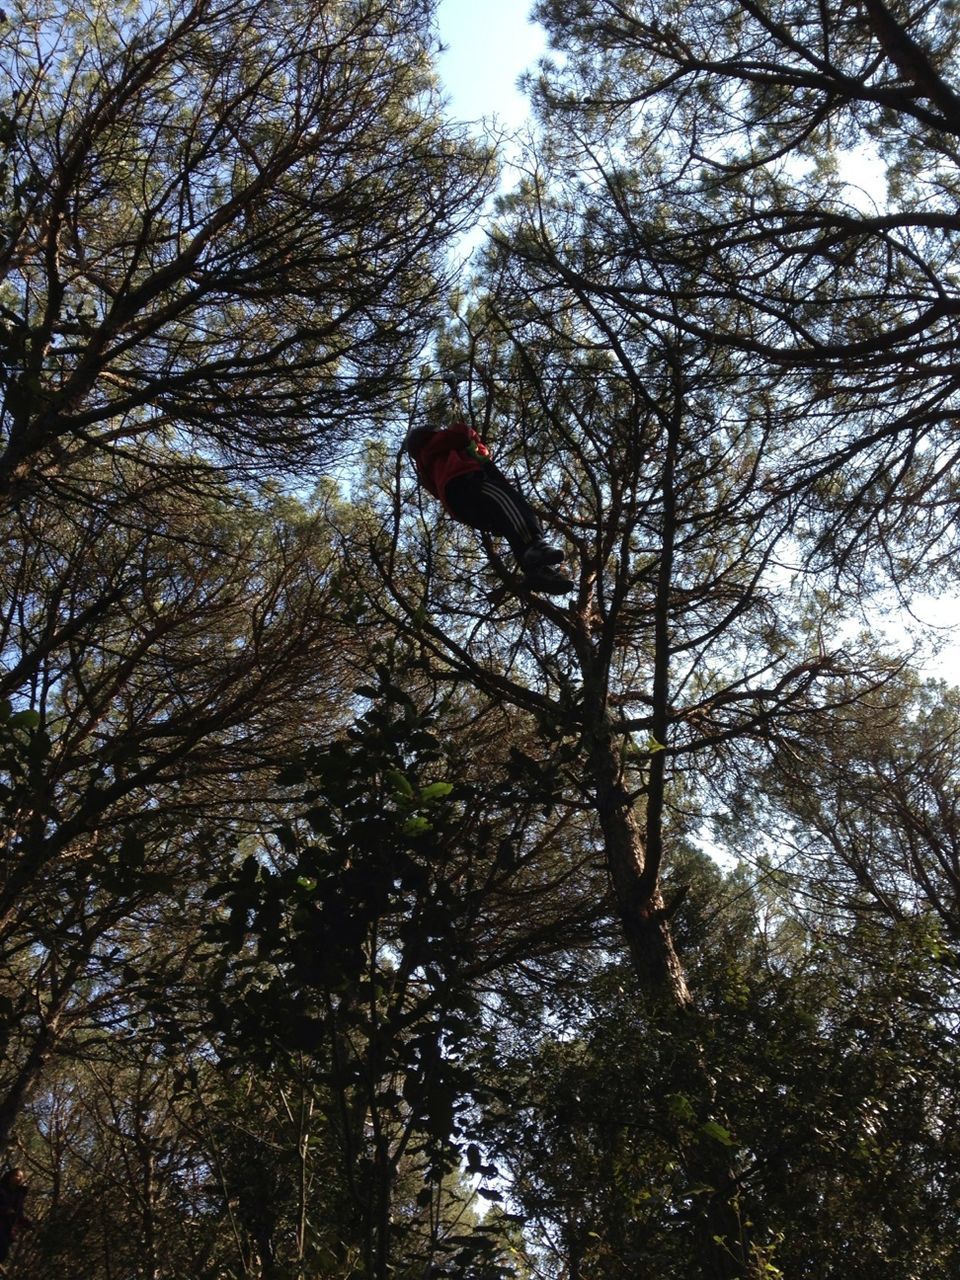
[435,0,546,127]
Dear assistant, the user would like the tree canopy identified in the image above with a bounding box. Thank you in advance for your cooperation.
[1,0,494,497]
[2,2,960,1279]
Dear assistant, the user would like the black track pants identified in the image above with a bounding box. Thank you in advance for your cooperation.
[444,465,543,559]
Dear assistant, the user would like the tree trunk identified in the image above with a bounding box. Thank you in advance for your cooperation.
[0,981,72,1151]
[588,721,692,1005]
[585,715,757,1278]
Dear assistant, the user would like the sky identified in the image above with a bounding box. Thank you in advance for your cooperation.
[434,2,886,200]
[435,0,546,128]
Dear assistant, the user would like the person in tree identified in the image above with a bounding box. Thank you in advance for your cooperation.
[0,1168,32,1266]
[405,409,573,594]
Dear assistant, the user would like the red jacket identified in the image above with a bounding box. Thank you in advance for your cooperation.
[406,423,491,511]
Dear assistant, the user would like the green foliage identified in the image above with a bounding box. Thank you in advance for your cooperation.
[528,0,960,589]
[6,3,960,1278]
[0,0,495,494]
[204,672,552,1277]
[479,867,960,1278]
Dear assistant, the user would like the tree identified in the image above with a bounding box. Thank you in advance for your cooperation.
[477,844,960,1279]
[734,668,960,960]
[0,0,494,500]
[527,0,960,586]
[368,281,890,1001]
[356,344,868,1271]
[341,32,939,1257]
[0,0,497,1169]
[204,667,600,1279]
[0,464,366,1150]
[7,3,960,1275]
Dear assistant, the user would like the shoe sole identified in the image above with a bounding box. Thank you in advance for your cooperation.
[522,549,565,571]
[520,575,574,595]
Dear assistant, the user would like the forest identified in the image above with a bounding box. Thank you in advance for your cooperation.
[1,1,959,1277]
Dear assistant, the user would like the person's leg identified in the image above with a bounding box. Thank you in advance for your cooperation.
[477,466,544,560]
[446,467,561,565]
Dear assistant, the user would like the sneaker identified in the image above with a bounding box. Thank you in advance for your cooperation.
[521,538,565,572]
[522,567,575,595]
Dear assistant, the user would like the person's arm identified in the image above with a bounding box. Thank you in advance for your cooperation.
[446,422,491,460]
